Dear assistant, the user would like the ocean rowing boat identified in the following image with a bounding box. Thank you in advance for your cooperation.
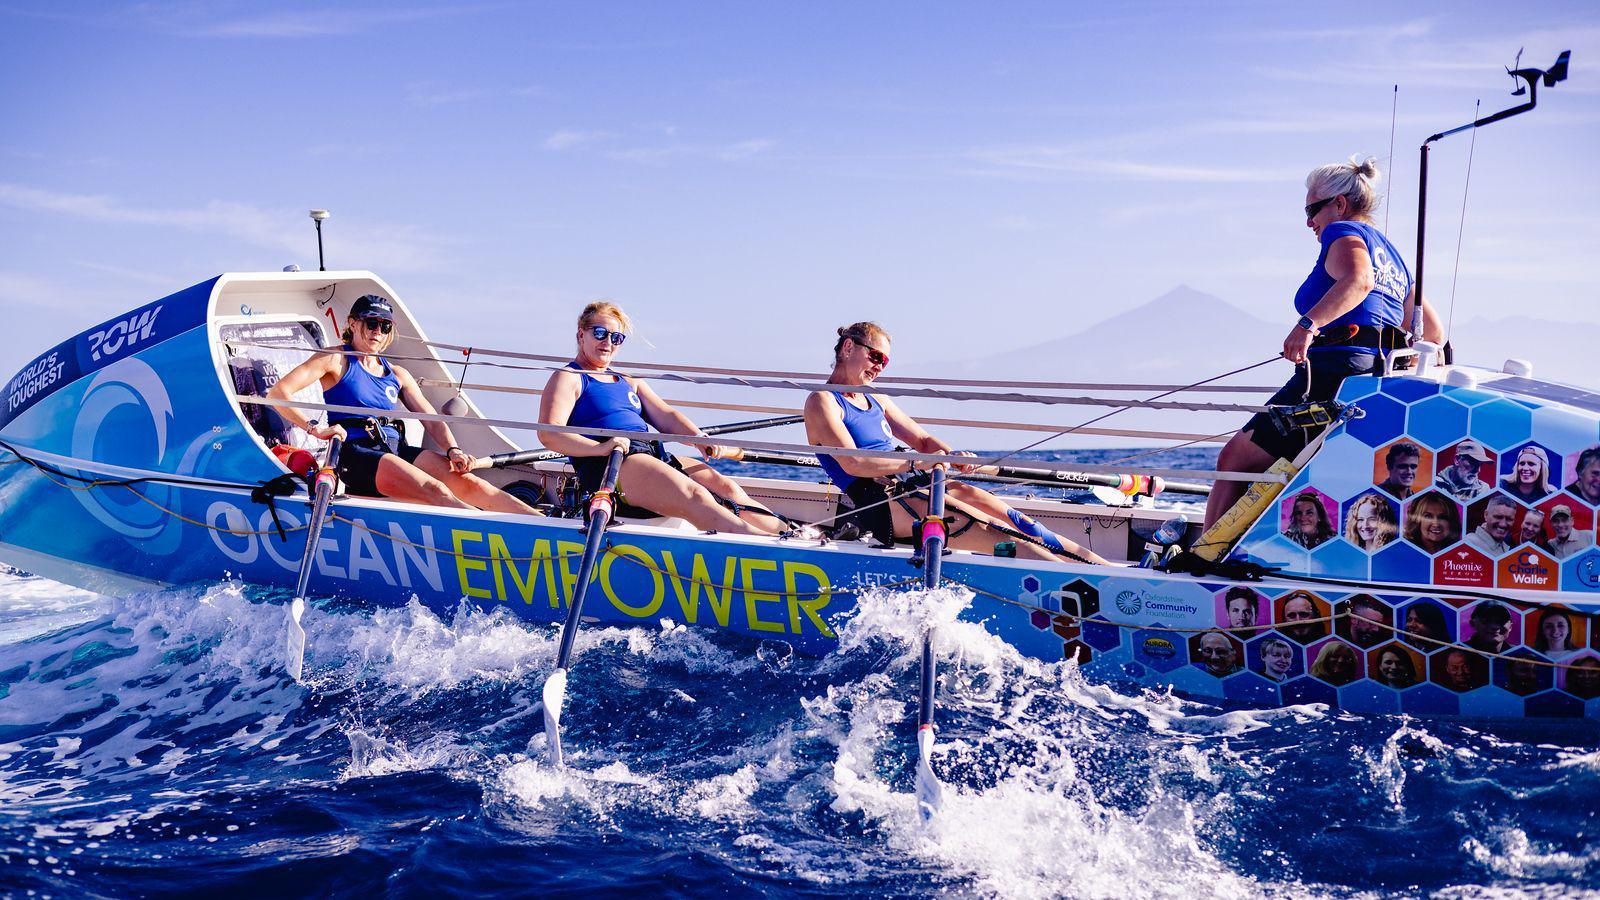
[2,51,1592,728]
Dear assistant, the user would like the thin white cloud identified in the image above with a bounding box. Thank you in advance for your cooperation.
[716,138,776,161]
[966,146,1293,183]
[0,2,501,38]
[544,130,611,151]
[405,83,545,107]
[0,183,447,272]
[605,138,778,165]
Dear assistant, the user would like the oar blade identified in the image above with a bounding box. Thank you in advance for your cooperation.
[914,723,943,823]
[542,667,568,767]
[284,596,307,683]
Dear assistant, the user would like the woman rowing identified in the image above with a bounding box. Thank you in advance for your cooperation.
[269,294,536,513]
[804,322,1110,564]
[1204,155,1444,530]
[538,302,783,535]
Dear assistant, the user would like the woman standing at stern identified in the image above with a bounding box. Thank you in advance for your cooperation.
[1204,156,1443,530]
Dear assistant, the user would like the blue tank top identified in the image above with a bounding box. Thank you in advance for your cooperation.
[817,392,895,489]
[323,346,402,443]
[566,363,650,434]
[1293,221,1412,351]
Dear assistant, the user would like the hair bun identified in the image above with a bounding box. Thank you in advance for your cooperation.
[1349,153,1381,181]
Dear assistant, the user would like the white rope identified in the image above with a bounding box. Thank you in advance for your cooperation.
[416,378,1234,444]
[237,395,1284,484]
[419,341,1279,394]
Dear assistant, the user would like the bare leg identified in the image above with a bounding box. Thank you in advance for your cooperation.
[411,451,539,515]
[616,455,769,535]
[373,455,475,509]
[890,494,1063,562]
[947,481,1110,564]
[677,458,783,534]
[1203,430,1276,530]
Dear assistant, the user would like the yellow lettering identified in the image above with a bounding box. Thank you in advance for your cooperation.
[783,561,835,637]
[741,557,785,633]
[554,540,586,606]
[452,530,491,600]
[662,551,737,626]
[600,544,664,618]
[488,535,551,604]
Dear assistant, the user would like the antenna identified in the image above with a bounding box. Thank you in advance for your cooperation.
[1412,50,1571,336]
[309,209,330,271]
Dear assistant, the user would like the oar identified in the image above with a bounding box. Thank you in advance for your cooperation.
[473,414,803,471]
[729,447,1212,497]
[541,447,625,767]
[914,465,949,822]
[284,436,343,683]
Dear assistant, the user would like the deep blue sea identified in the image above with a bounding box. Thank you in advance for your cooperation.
[4,449,1599,898]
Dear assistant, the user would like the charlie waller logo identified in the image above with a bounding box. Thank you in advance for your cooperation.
[1499,549,1556,590]
[1115,589,1142,615]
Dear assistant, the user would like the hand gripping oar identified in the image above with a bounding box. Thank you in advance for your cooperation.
[285,437,342,683]
[473,414,803,471]
[914,465,949,822]
[541,447,625,767]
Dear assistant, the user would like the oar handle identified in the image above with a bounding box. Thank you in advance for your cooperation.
[551,448,625,671]
[292,436,344,600]
[473,414,804,471]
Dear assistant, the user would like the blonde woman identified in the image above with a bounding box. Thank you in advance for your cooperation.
[1500,445,1553,503]
[538,302,782,535]
[1205,155,1443,529]
[1344,491,1398,552]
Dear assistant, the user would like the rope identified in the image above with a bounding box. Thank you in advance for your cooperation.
[1445,98,1481,347]
[238,395,1277,484]
[414,340,1281,394]
[232,342,1271,413]
[947,575,1600,673]
[417,379,1234,444]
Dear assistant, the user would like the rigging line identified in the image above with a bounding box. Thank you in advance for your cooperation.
[1445,98,1482,347]
[225,339,1280,395]
[416,378,1234,444]
[1104,429,1240,467]
[411,340,1282,394]
[975,355,1282,473]
[227,343,1272,412]
[790,355,1281,534]
[1385,84,1398,232]
[238,395,1281,483]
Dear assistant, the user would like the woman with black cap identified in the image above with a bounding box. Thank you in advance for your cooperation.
[268,294,536,513]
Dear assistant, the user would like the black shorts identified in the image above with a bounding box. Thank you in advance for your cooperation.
[338,436,424,498]
[570,440,683,517]
[1245,351,1378,461]
[836,472,934,546]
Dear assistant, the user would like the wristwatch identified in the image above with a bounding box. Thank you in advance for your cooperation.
[1295,315,1317,333]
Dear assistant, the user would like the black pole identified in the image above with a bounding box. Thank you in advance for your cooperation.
[1413,142,1430,335]
[315,219,326,272]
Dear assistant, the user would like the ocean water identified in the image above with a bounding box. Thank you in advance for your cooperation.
[3,450,1599,898]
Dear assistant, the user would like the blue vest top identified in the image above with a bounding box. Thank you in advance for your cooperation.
[566,363,650,434]
[323,346,402,442]
[817,392,895,489]
[1293,220,1412,352]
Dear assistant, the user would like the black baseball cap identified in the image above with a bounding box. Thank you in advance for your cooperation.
[350,294,394,320]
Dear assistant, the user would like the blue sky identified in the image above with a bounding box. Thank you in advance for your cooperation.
[2,1,1595,385]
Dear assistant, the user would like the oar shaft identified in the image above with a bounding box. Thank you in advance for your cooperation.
[731,448,1210,496]
[552,448,625,670]
[294,438,343,598]
[477,414,804,471]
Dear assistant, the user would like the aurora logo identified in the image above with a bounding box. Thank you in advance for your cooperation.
[68,358,183,554]
[1115,589,1142,615]
[1575,553,1600,590]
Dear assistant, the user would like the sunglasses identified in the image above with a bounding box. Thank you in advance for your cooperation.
[1304,196,1337,218]
[589,325,627,346]
[359,318,394,334]
[851,336,889,368]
